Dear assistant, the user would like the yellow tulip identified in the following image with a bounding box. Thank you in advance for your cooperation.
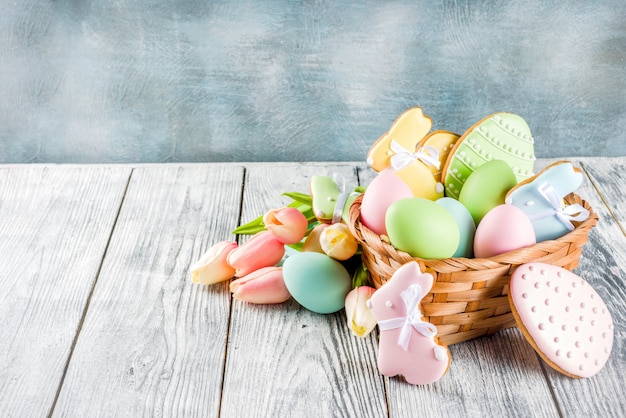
[320,223,358,260]
[189,241,237,285]
[345,286,377,338]
[301,223,328,253]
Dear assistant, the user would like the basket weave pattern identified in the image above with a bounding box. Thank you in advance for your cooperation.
[348,193,598,346]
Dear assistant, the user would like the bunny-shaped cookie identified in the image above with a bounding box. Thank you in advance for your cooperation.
[505,161,589,242]
[367,262,450,384]
[366,107,459,200]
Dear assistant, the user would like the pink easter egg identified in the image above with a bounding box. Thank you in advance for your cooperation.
[361,168,413,235]
[474,204,536,258]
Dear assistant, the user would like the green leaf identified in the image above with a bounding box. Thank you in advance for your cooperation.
[231,215,266,235]
[282,191,313,206]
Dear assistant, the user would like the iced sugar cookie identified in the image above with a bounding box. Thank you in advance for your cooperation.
[505,161,589,242]
[442,113,535,199]
[310,175,360,224]
[367,107,460,200]
[367,261,450,384]
[509,262,613,378]
[367,107,433,172]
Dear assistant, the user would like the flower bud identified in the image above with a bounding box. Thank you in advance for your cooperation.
[230,267,291,304]
[301,223,328,253]
[189,241,237,285]
[319,223,358,260]
[263,207,308,244]
[227,231,285,277]
[345,286,377,338]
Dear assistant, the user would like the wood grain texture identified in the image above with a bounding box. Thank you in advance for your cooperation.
[0,166,130,417]
[540,158,626,417]
[52,165,244,417]
[579,157,626,235]
[220,163,388,418]
[1,1,625,163]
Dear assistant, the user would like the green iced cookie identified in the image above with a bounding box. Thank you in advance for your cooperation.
[442,113,535,200]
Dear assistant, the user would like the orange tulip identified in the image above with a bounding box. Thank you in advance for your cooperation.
[345,286,377,338]
[263,207,308,244]
[227,231,285,277]
[189,241,237,285]
[230,267,291,304]
[320,223,358,260]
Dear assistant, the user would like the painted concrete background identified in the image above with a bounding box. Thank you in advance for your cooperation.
[1,0,625,163]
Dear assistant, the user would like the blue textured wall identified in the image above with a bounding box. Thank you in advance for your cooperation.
[1,0,625,163]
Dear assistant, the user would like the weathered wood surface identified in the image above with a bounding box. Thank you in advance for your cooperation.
[0,166,131,417]
[52,165,244,417]
[0,159,624,417]
[1,1,626,164]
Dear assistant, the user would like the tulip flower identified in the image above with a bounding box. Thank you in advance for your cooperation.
[227,230,285,277]
[230,267,291,304]
[345,286,377,338]
[189,241,238,285]
[263,207,308,244]
[301,223,328,253]
[319,223,358,261]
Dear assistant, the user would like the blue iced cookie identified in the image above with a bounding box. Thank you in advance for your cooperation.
[505,161,589,242]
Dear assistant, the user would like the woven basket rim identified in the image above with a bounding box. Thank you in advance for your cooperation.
[348,192,598,273]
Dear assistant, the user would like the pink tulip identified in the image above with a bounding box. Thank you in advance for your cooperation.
[263,207,308,244]
[227,230,285,277]
[345,286,377,338]
[301,223,328,253]
[189,241,238,285]
[230,267,291,304]
[320,223,358,260]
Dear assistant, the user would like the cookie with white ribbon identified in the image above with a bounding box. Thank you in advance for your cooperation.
[441,112,536,199]
[310,174,360,224]
[367,261,450,385]
[509,262,613,378]
[505,161,589,242]
[367,107,459,200]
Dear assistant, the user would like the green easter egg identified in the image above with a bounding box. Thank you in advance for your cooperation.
[385,198,460,259]
[458,159,518,225]
[282,252,352,314]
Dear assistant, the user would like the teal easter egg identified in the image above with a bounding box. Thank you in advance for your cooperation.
[385,198,460,259]
[282,252,352,314]
[436,197,476,258]
[458,159,518,225]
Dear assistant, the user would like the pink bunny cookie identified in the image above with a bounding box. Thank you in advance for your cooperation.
[367,262,450,384]
[509,262,614,378]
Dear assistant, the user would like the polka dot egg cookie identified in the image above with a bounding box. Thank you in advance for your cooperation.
[509,262,613,378]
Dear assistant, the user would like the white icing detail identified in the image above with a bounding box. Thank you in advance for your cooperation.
[434,345,447,362]
[385,300,393,308]
[435,183,444,194]
[525,200,535,207]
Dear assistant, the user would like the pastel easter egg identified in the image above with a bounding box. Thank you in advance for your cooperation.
[361,168,413,235]
[459,159,518,225]
[436,197,476,258]
[474,204,536,258]
[282,252,352,314]
[385,198,460,259]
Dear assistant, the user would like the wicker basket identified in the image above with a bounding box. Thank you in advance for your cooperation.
[348,193,598,346]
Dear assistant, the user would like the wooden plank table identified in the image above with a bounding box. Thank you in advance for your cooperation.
[0,158,624,417]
